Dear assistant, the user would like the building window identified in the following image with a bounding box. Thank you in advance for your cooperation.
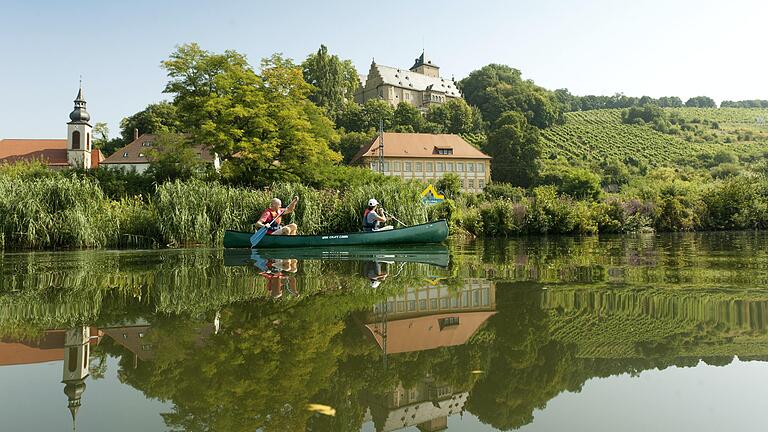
[436,147,453,155]
[479,180,485,189]
[404,162,412,172]
[393,162,401,171]
[426,162,433,172]
[447,162,454,172]
[383,162,390,172]
[468,163,474,172]
[436,162,444,172]
[456,163,464,172]
[415,162,422,172]
[438,317,460,330]
[87,133,90,151]
[71,130,81,150]
[468,179,475,188]
[370,162,377,170]
[123,151,129,157]
[478,163,485,172]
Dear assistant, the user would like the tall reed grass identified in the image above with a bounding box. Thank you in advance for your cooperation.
[0,174,429,249]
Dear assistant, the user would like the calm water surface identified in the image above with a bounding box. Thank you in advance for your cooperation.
[2,233,768,431]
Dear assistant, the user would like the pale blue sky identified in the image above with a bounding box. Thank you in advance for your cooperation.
[1,0,766,139]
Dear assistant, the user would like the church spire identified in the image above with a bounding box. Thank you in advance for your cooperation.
[69,81,90,124]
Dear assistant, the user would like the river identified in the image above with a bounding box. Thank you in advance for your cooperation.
[1,232,768,431]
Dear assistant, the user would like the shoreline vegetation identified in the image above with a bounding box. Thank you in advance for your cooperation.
[2,161,768,250]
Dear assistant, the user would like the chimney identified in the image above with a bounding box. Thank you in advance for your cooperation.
[134,128,139,141]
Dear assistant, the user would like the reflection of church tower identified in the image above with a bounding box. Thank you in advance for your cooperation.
[62,327,90,429]
[67,85,93,169]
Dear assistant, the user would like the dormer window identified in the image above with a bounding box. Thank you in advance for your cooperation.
[138,153,145,157]
[435,147,453,155]
[142,141,153,147]
[122,152,128,157]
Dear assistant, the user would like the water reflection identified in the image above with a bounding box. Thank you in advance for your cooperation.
[2,234,768,430]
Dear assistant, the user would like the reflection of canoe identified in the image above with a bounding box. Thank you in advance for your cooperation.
[223,220,449,249]
[224,244,450,268]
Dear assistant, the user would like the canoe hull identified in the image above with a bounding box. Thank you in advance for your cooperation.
[223,220,449,249]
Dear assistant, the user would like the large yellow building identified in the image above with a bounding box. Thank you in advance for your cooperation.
[350,132,491,192]
[355,52,461,109]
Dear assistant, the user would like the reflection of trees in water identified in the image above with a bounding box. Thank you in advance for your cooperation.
[7,234,768,430]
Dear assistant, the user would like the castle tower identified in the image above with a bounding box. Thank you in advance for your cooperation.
[409,51,440,78]
[62,326,90,430]
[67,85,93,169]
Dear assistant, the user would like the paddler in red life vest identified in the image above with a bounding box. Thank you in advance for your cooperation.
[256,196,299,235]
[362,198,393,232]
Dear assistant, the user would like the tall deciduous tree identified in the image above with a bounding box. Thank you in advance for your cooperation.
[161,43,340,186]
[425,99,484,134]
[301,45,360,120]
[392,102,425,133]
[459,64,563,128]
[485,111,542,187]
[119,101,181,142]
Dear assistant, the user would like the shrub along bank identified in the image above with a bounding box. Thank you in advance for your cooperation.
[3,166,768,249]
[0,176,427,249]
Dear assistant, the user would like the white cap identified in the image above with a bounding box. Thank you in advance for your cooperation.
[367,198,379,207]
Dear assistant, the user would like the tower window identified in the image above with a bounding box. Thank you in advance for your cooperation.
[87,133,90,151]
[72,130,81,150]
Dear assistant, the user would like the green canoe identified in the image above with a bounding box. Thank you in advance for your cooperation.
[223,220,449,249]
[224,244,450,267]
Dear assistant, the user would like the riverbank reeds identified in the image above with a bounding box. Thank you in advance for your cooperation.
[5,165,768,249]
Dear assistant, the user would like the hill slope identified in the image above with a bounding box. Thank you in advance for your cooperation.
[540,108,768,166]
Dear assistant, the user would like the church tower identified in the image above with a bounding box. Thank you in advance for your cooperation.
[67,85,93,169]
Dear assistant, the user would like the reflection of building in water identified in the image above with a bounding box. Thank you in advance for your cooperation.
[363,278,496,354]
[0,330,67,366]
[365,376,469,432]
[62,326,91,427]
[102,325,154,363]
[0,319,216,430]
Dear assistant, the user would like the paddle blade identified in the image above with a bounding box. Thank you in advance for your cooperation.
[250,227,269,247]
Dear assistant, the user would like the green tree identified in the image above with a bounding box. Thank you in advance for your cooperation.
[459,64,563,128]
[119,101,181,142]
[337,130,375,164]
[336,99,394,133]
[392,102,425,132]
[162,43,340,187]
[301,45,360,120]
[485,111,542,187]
[436,173,462,198]
[685,96,717,108]
[425,99,484,134]
[91,122,125,156]
[145,132,208,182]
[539,162,602,200]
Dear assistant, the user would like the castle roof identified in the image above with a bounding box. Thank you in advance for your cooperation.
[370,63,459,96]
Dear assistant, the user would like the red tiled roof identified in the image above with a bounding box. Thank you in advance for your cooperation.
[0,139,69,166]
[350,133,490,164]
[101,134,215,165]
